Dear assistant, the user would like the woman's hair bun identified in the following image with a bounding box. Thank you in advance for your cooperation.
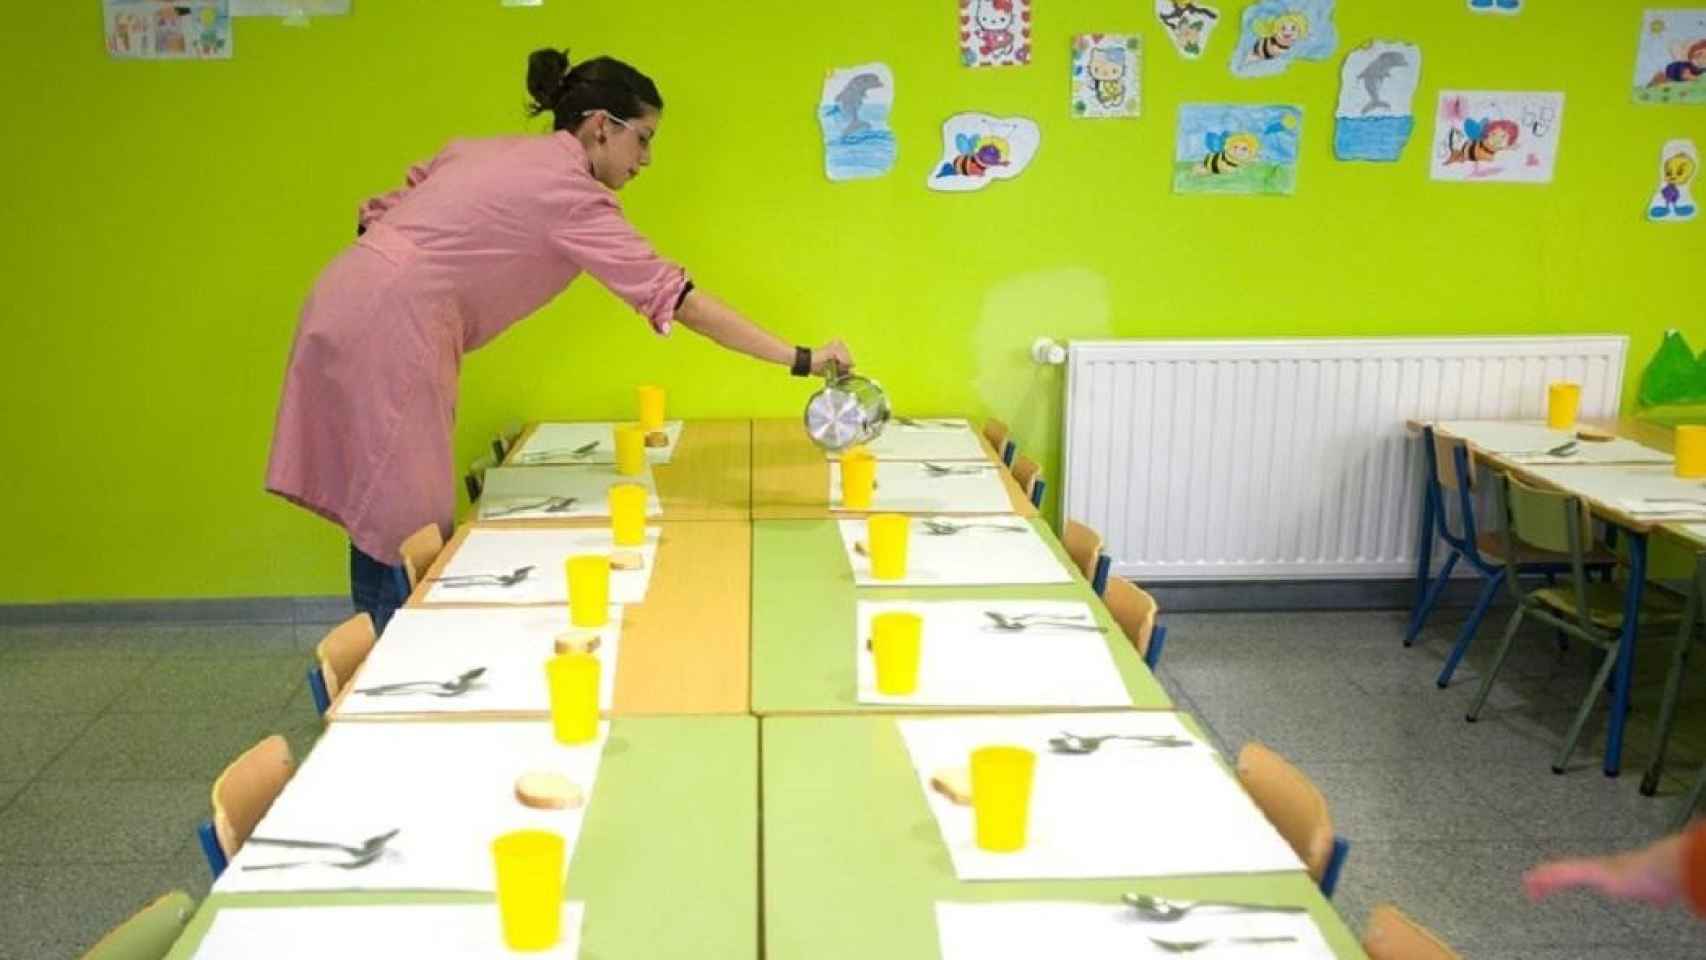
[526,48,572,116]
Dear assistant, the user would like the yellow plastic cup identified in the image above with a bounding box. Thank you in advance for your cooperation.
[637,385,666,431]
[1677,426,1706,479]
[491,829,565,950]
[609,483,647,546]
[971,745,1036,853]
[1546,381,1581,430]
[867,513,910,581]
[614,424,646,477]
[545,653,601,744]
[565,555,609,628]
[840,450,877,510]
[871,612,924,695]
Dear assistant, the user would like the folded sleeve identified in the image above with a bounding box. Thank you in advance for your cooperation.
[550,191,689,335]
[1686,821,1706,915]
[357,153,438,232]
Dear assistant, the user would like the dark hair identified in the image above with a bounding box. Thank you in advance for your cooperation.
[526,48,663,131]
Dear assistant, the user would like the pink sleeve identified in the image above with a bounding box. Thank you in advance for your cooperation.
[550,192,689,335]
[357,155,436,232]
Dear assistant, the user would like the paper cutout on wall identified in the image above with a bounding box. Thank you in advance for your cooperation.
[960,0,1033,68]
[1333,41,1421,162]
[1228,0,1337,78]
[927,114,1041,192]
[1467,0,1522,14]
[1650,139,1700,221]
[820,63,897,182]
[1633,9,1706,104]
[1429,91,1564,184]
[105,0,231,60]
[230,0,349,14]
[1640,330,1706,408]
[1156,1,1221,60]
[1173,104,1302,195]
[1072,35,1141,118]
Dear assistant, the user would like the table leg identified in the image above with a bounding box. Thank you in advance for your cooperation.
[1604,529,1647,778]
[1406,444,1437,647]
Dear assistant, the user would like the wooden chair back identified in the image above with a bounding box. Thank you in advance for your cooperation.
[983,418,1012,460]
[211,735,294,859]
[1236,742,1337,885]
[398,523,445,590]
[315,612,377,700]
[1012,455,1042,501]
[1061,520,1104,582]
[1362,904,1462,960]
[1102,576,1158,661]
[1431,433,1475,491]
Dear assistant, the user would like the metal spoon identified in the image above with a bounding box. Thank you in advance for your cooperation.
[1123,893,1311,922]
[484,496,579,518]
[242,848,386,872]
[1049,732,1194,754]
[923,519,1027,535]
[1150,936,1299,953]
[984,611,1107,633]
[516,440,600,462]
[921,462,997,477]
[357,667,487,697]
[249,828,400,859]
[431,567,534,588]
[896,417,958,429]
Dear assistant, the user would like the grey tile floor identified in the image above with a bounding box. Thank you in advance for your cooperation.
[3,605,1705,957]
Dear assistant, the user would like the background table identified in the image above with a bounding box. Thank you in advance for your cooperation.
[761,715,1365,960]
[406,520,752,715]
[752,419,1037,521]
[750,518,1170,715]
[504,419,751,522]
[164,716,759,960]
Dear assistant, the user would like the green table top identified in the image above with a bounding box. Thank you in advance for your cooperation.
[750,518,1172,716]
[761,714,1366,960]
[165,716,758,960]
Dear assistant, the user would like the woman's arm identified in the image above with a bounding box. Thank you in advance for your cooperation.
[1524,823,1706,911]
[675,289,854,375]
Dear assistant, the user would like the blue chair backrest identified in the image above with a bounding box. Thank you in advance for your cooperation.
[1030,478,1046,509]
[1319,836,1350,898]
[307,665,331,716]
[1002,441,1016,466]
[1144,623,1168,670]
[1091,554,1111,596]
[197,821,228,879]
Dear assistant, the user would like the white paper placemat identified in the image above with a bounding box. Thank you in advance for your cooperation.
[898,713,1302,881]
[1436,420,1671,465]
[423,528,660,605]
[1519,464,1706,519]
[512,421,684,465]
[478,465,662,521]
[830,461,1015,514]
[824,419,989,461]
[936,901,1334,960]
[333,607,619,718]
[192,903,585,959]
[216,721,608,893]
[837,518,1074,587]
[856,601,1130,708]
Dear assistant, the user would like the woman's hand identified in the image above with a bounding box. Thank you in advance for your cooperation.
[812,340,855,376]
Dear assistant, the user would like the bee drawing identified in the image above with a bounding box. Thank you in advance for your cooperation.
[937,133,1011,178]
[1444,117,1520,166]
[1199,130,1261,174]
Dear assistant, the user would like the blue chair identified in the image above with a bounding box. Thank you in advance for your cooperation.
[197,735,294,880]
[1406,427,1608,688]
[983,418,1016,466]
[1063,521,1110,594]
[1092,554,1112,596]
[1106,576,1168,670]
[306,665,331,716]
[1237,743,1350,899]
[1013,455,1045,509]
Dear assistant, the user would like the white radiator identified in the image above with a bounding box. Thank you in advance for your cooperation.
[1061,336,1628,581]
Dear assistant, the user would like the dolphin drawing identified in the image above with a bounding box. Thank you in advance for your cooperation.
[1357,51,1409,115]
[834,73,884,138]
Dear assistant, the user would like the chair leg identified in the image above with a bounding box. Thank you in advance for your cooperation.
[1438,571,1504,688]
[1405,552,1461,647]
[1555,646,1620,775]
[1642,590,1701,796]
[1468,607,1526,721]
[1676,765,1706,831]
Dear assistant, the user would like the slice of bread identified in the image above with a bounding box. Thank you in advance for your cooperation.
[554,630,602,655]
[930,767,972,806]
[609,551,645,571]
[514,771,584,810]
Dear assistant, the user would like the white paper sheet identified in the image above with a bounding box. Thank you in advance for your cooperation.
[192,903,584,959]
[230,0,350,14]
[898,714,1302,881]
[1434,420,1671,465]
[824,419,990,461]
[216,722,608,893]
[422,528,660,605]
[1517,464,1706,519]
[478,465,662,521]
[837,518,1074,587]
[332,608,619,718]
[855,600,1131,707]
[936,901,1334,960]
[830,462,1015,514]
[510,422,684,465]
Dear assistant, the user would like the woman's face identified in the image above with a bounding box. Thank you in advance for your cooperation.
[586,107,660,191]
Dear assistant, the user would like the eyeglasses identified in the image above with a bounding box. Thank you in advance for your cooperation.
[581,109,653,148]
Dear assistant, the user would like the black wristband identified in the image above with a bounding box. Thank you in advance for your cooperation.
[790,346,813,377]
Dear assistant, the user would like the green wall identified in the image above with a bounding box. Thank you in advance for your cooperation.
[0,1,1699,603]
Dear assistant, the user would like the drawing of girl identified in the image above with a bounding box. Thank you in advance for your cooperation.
[1649,38,1706,87]
[1444,118,1520,165]
[1246,12,1308,63]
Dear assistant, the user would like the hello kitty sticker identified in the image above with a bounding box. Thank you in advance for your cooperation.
[960,0,1033,68]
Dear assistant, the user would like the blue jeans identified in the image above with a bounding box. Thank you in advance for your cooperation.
[349,542,408,635]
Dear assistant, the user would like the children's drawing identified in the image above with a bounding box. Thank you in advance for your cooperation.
[1072,35,1141,118]
[819,63,897,182]
[959,0,1033,68]
[229,0,349,13]
[1467,0,1522,14]
[105,0,231,60]
[1228,0,1337,78]
[927,114,1041,193]
[1333,41,1421,162]
[1633,9,1706,104]
[1173,104,1302,195]
[1429,91,1564,184]
[1156,1,1222,60]
[1650,139,1700,221]
[1640,330,1706,408]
